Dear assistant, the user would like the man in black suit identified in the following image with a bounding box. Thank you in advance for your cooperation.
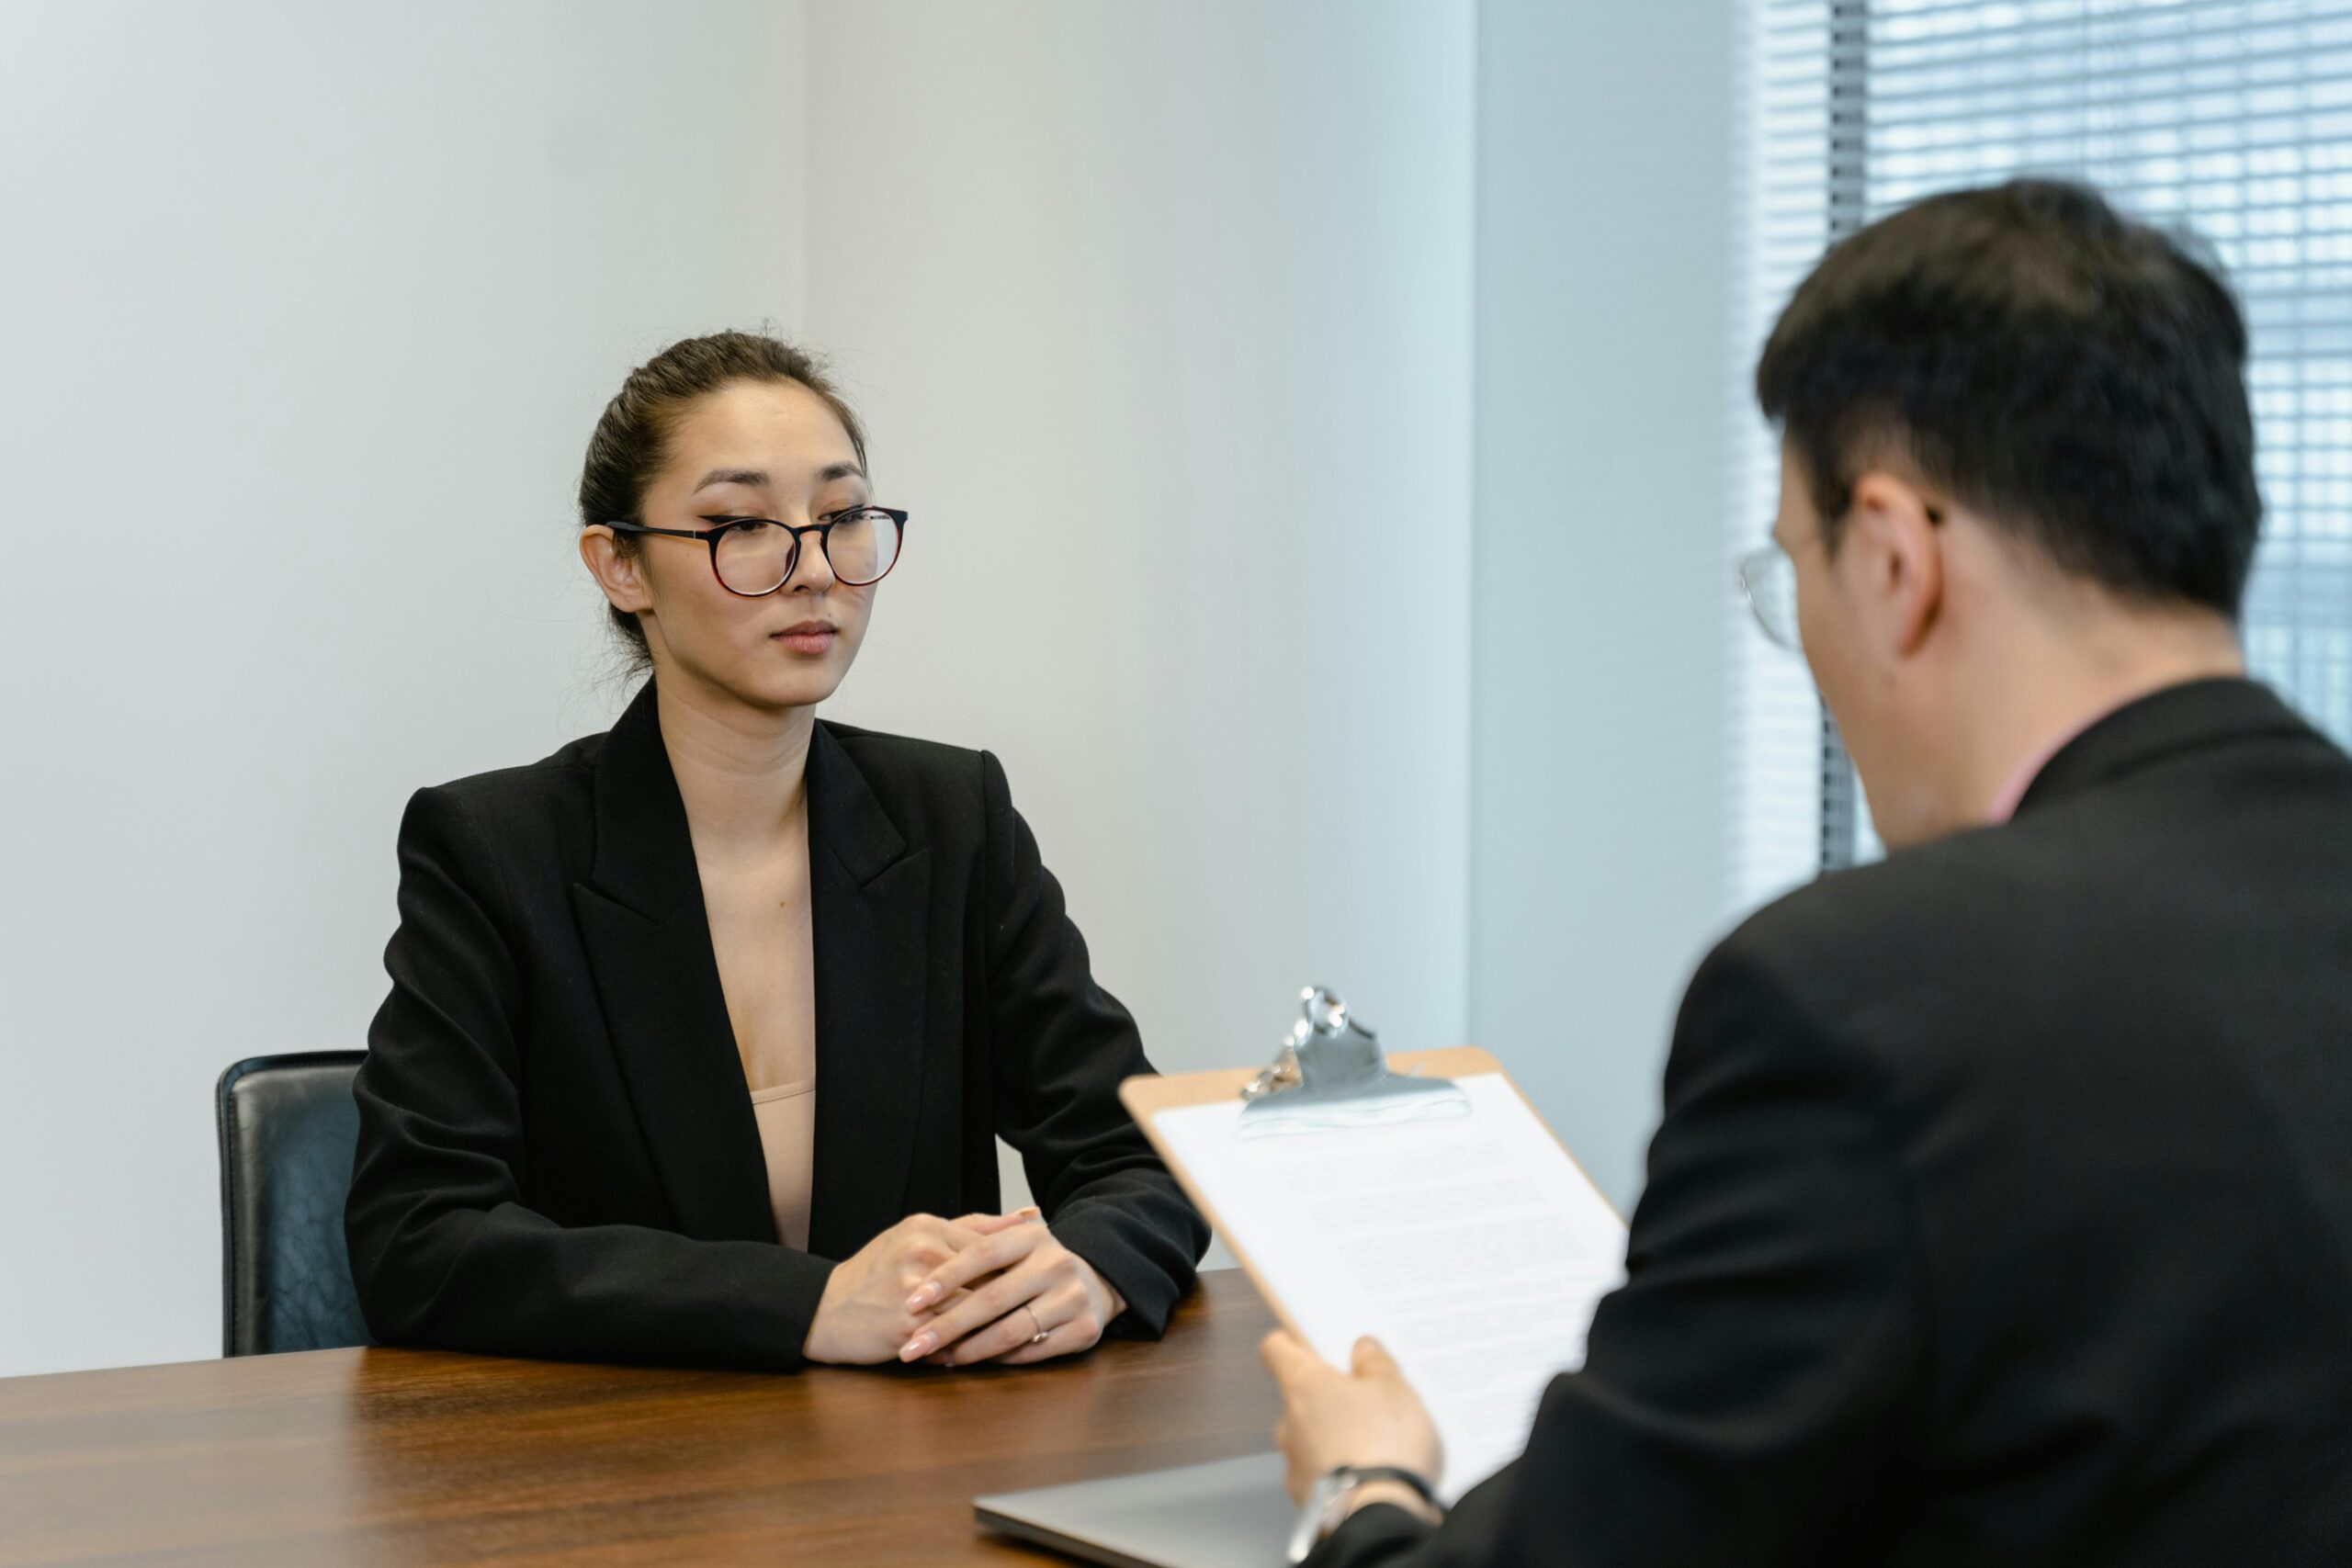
[1264,179,2352,1564]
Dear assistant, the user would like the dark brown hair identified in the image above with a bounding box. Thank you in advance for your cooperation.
[578,330,869,666]
[1756,179,2258,616]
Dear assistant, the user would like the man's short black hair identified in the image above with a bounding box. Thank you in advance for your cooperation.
[1756,178,2261,617]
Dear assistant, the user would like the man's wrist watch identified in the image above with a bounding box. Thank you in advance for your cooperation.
[1286,1464,1443,1564]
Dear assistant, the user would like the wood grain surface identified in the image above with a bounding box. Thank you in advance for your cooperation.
[0,1269,1277,1566]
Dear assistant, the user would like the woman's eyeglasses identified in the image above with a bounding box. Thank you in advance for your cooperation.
[606,506,908,596]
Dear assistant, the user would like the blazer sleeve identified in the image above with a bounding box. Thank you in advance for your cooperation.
[345,785,836,1371]
[1308,941,1925,1568]
[978,750,1211,1336]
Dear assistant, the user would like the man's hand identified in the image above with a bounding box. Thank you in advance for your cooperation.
[1261,1331,1443,1519]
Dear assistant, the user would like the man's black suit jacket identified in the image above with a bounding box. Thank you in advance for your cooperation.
[345,682,1207,1371]
[1322,679,2352,1566]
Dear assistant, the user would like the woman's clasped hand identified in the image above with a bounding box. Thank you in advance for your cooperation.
[801,1208,1128,1369]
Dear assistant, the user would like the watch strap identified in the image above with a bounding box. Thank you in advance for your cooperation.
[1331,1465,1442,1512]
[1287,1464,1442,1564]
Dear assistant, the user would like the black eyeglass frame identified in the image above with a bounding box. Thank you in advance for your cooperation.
[604,507,909,595]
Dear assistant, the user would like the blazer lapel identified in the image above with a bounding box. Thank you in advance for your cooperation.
[572,682,776,1244]
[804,722,933,1261]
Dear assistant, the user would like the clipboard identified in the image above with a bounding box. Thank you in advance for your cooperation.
[1115,987,1629,1504]
[1125,1043,1607,1346]
[1120,989,1617,1351]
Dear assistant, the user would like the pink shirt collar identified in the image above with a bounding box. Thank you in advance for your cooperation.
[1985,704,2121,824]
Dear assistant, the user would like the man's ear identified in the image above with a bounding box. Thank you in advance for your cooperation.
[579,525,654,616]
[1843,468,1943,657]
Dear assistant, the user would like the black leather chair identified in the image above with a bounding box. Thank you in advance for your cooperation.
[215,1052,374,1356]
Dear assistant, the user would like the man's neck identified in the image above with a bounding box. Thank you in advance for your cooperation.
[1959,608,2245,826]
[651,671,816,856]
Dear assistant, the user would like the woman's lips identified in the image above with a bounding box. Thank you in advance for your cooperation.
[773,621,836,656]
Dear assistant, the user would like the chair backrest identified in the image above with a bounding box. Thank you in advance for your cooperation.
[215,1052,374,1356]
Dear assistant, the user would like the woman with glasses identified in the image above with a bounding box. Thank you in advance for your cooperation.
[345,331,1206,1372]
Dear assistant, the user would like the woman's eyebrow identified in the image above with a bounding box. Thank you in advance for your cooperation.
[692,468,769,491]
[690,461,865,492]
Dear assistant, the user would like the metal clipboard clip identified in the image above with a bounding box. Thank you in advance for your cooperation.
[1235,986,1470,1140]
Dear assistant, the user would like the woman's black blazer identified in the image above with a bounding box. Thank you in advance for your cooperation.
[345,682,1207,1371]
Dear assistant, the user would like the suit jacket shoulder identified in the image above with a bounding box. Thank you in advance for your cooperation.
[404,729,605,886]
[1705,825,2035,1067]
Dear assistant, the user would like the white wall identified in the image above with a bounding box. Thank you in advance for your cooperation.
[1468,0,1739,1209]
[0,0,808,1377]
[0,1,1477,1376]
[799,6,1476,1082]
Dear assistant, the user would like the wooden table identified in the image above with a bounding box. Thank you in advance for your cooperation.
[0,1269,1278,1565]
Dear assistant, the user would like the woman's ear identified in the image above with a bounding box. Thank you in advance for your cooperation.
[1844,468,1944,659]
[579,525,653,615]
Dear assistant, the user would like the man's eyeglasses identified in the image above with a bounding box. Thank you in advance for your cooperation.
[1740,500,1943,651]
[1737,540,1801,652]
[606,506,908,596]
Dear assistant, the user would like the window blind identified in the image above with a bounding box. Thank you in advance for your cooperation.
[1732,0,2352,913]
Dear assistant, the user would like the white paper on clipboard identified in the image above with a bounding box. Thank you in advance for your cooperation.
[1152,1073,1627,1503]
